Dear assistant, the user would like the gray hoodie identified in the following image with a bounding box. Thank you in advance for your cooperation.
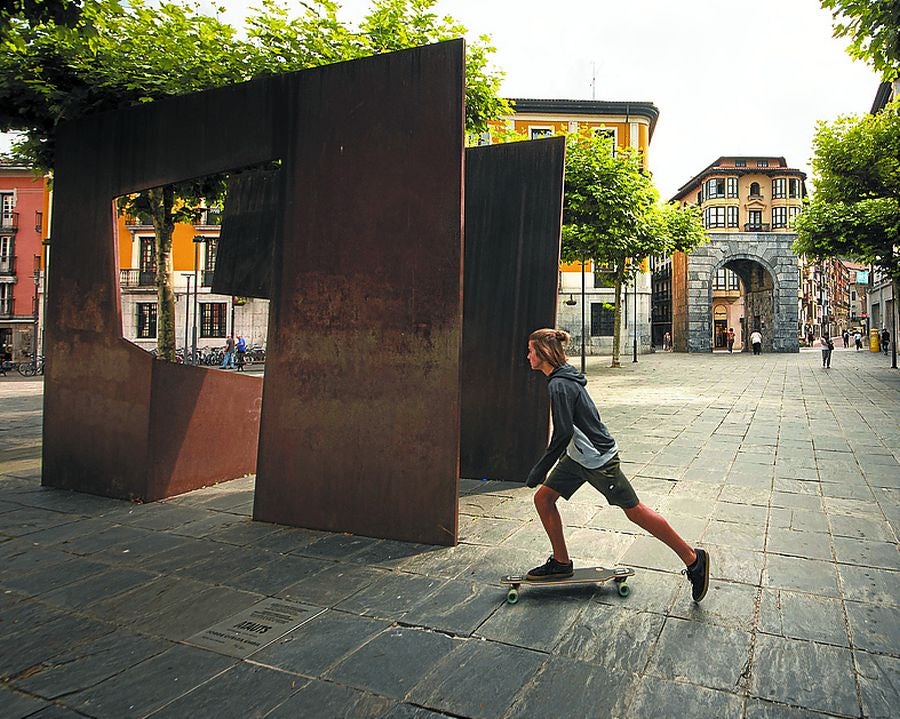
[526,363,619,487]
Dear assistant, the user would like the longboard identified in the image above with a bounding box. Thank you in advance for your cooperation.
[501,566,635,604]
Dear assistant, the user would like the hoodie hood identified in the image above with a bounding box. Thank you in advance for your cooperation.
[549,363,587,386]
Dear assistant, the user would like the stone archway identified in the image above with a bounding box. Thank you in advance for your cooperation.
[673,233,799,352]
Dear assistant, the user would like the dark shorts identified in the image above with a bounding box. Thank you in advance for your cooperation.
[544,454,640,508]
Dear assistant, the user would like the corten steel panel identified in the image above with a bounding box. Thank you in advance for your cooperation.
[43,69,279,500]
[252,41,465,546]
[460,139,564,482]
[211,168,281,300]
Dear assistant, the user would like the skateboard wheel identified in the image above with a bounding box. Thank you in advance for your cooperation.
[617,582,631,598]
[506,588,519,604]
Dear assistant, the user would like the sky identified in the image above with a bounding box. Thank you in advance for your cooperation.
[1,0,882,200]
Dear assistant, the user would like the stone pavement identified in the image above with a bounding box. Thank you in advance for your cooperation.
[1,348,898,719]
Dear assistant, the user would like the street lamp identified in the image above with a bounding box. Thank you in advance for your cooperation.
[191,235,207,363]
[181,273,193,362]
[580,253,586,373]
[632,271,638,363]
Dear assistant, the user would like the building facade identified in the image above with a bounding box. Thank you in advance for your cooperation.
[495,99,659,355]
[667,156,806,352]
[116,209,269,356]
[0,164,49,363]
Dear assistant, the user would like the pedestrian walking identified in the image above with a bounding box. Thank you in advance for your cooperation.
[726,327,735,353]
[881,328,891,355]
[750,329,762,355]
[235,336,247,371]
[220,335,235,369]
[854,331,862,351]
[663,331,672,352]
[842,329,849,349]
[523,328,709,602]
[819,334,833,368]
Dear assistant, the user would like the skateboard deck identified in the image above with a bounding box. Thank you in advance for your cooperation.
[501,566,635,603]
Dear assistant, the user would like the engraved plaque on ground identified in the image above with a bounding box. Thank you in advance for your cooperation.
[185,597,324,658]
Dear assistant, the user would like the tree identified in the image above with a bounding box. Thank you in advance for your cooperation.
[0,0,509,359]
[561,132,706,367]
[793,100,900,366]
[820,0,900,78]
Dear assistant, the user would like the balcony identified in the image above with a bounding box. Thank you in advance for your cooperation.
[120,269,157,287]
[0,255,14,275]
[1,211,18,233]
[744,223,771,232]
[124,215,154,228]
[0,298,13,317]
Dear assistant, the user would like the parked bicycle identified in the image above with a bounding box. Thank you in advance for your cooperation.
[17,355,44,377]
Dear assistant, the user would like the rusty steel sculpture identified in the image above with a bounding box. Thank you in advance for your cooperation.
[44,40,563,545]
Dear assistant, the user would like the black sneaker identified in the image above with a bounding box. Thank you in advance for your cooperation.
[683,548,709,602]
[526,556,574,580]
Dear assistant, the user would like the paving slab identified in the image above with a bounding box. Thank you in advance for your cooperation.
[1,351,898,719]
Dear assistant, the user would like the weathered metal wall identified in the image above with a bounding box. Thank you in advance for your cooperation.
[44,75,274,501]
[460,139,565,482]
[212,168,281,300]
[251,42,465,545]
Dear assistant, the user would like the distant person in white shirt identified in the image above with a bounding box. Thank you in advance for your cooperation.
[750,330,762,355]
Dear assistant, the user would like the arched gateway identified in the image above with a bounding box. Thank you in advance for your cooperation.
[672,232,799,353]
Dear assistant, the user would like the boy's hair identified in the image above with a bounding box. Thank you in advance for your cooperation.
[529,328,570,368]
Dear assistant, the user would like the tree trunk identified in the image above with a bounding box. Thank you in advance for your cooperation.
[147,186,177,362]
[611,262,624,368]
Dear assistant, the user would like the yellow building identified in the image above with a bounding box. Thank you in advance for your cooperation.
[492,99,659,356]
[117,208,268,355]
[667,156,806,353]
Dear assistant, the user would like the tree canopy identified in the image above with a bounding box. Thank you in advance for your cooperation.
[0,0,510,169]
[793,100,900,285]
[821,0,900,78]
[0,0,510,359]
[561,131,706,366]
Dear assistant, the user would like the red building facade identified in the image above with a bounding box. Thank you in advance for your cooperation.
[0,163,49,362]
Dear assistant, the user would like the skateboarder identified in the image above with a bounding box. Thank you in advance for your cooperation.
[524,328,710,602]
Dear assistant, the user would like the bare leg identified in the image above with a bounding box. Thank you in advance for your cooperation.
[623,502,697,566]
[534,485,570,563]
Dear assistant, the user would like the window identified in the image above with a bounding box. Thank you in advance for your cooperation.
[592,127,617,155]
[749,182,761,198]
[772,206,788,228]
[204,238,218,272]
[788,206,801,226]
[136,302,157,339]
[726,177,739,198]
[734,160,747,168]
[0,237,11,273]
[590,303,615,336]
[726,206,739,228]
[772,178,786,199]
[788,178,800,198]
[200,302,227,338]
[1,192,14,228]
[704,178,726,199]
[757,160,769,168]
[529,126,554,140]
[714,268,740,291]
[138,237,156,285]
[704,206,727,228]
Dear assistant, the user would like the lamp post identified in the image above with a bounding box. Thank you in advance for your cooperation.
[191,236,206,363]
[181,273,192,362]
[580,253,586,373]
[632,271,638,363]
[32,254,40,364]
